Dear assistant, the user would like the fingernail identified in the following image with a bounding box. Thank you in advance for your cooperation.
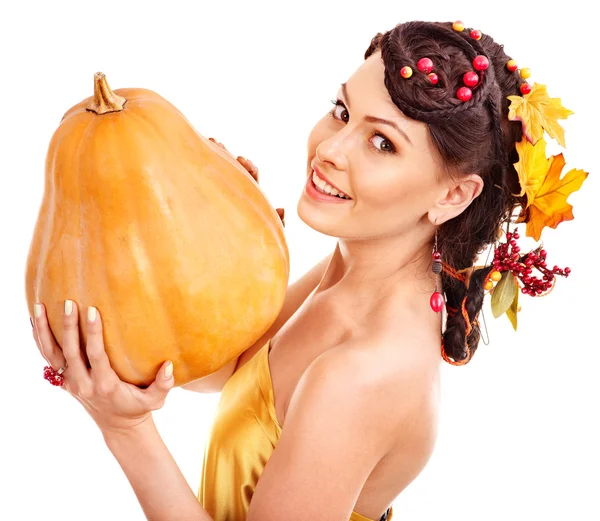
[34,303,42,318]
[87,306,97,323]
[29,317,33,328]
[64,300,73,316]
[164,361,173,379]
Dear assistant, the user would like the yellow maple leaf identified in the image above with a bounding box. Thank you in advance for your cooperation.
[507,83,574,147]
[514,138,588,241]
[514,137,549,204]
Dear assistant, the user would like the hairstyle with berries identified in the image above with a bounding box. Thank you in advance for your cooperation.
[364,21,529,364]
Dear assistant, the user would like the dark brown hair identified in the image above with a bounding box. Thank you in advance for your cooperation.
[365,21,527,364]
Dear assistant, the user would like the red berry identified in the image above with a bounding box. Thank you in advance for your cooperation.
[428,72,439,85]
[470,30,482,40]
[520,83,532,95]
[418,57,434,73]
[473,55,489,70]
[513,245,520,253]
[457,87,473,101]
[463,71,479,87]
[565,267,571,274]
[513,232,520,239]
[430,291,445,313]
[510,240,517,247]
[540,250,547,258]
[521,287,529,294]
[506,233,513,240]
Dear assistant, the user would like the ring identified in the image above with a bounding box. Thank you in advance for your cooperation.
[43,363,67,387]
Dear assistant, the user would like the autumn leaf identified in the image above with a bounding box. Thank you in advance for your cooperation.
[514,138,589,241]
[491,271,517,319]
[507,83,574,147]
[505,282,519,332]
[514,137,550,204]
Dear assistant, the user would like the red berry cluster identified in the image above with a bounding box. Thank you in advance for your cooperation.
[43,365,64,387]
[492,230,571,296]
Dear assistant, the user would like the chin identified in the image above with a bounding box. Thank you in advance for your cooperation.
[296,196,347,239]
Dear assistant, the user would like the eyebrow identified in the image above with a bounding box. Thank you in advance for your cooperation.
[340,82,413,147]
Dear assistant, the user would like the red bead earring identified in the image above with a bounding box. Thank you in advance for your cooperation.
[430,229,445,313]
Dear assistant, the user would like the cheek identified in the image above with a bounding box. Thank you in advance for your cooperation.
[353,166,436,211]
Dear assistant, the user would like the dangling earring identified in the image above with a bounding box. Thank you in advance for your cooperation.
[430,227,445,313]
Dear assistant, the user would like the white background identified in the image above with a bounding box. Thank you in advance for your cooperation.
[1,1,598,520]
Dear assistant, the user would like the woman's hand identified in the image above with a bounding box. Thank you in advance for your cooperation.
[208,137,285,226]
[32,301,174,433]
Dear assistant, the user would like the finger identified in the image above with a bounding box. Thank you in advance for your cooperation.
[31,327,50,364]
[61,300,92,386]
[138,361,175,410]
[208,137,230,153]
[237,156,259,182]
[276,208,285,227]
[84,306,119,386]
[33,303,65,368]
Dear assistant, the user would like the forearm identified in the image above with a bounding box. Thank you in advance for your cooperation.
[102,418,212,521]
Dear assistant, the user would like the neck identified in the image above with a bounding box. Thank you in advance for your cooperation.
[316,227,436,299]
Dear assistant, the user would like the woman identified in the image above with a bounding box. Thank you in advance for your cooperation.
[31,20,576,520]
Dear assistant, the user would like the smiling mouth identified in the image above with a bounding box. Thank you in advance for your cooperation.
[310,170,352,199]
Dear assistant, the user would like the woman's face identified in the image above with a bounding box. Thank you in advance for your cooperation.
[297,51,449,240]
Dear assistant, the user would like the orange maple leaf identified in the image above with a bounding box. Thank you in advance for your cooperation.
[507,83,574,147]
[514,137,588,241]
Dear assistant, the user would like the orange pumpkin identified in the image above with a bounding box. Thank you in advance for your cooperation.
[25,72,289,387]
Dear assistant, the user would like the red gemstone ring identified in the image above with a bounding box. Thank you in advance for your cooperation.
[43,363,68,387]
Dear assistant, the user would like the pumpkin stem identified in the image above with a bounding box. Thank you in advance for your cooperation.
[86,72,126,114]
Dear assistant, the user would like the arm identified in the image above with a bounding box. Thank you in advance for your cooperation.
[103,419,212,521]
[182,251,333,393]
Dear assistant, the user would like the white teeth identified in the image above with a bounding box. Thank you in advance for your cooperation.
[311,171,350,199]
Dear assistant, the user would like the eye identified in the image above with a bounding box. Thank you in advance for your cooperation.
[329,99,349,122]
[370,133,396,154]
[328,98,397,155]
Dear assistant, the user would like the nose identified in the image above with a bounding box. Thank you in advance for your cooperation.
[315,131,350,173]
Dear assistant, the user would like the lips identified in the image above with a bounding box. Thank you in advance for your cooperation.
[310,163,351,198]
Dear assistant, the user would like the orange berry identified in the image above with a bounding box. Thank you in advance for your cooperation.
[484,279,494,291]
[490,270,502,282]
[400,66,413,79]
[453,21,465,32]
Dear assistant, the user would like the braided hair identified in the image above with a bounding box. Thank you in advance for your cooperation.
[364,21,526,364]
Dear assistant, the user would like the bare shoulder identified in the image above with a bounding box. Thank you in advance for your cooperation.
[299,335,440,439]
[247,335,441,519]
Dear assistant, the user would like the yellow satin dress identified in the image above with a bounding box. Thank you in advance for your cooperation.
[198,339,394,521]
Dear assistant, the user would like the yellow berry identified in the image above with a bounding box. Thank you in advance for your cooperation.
[484,279,494,291]
[520,67,531,79]
[490,270,502,282]
[453,21,465,32]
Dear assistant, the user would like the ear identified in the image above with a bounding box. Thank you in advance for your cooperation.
[428,174,484,225]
